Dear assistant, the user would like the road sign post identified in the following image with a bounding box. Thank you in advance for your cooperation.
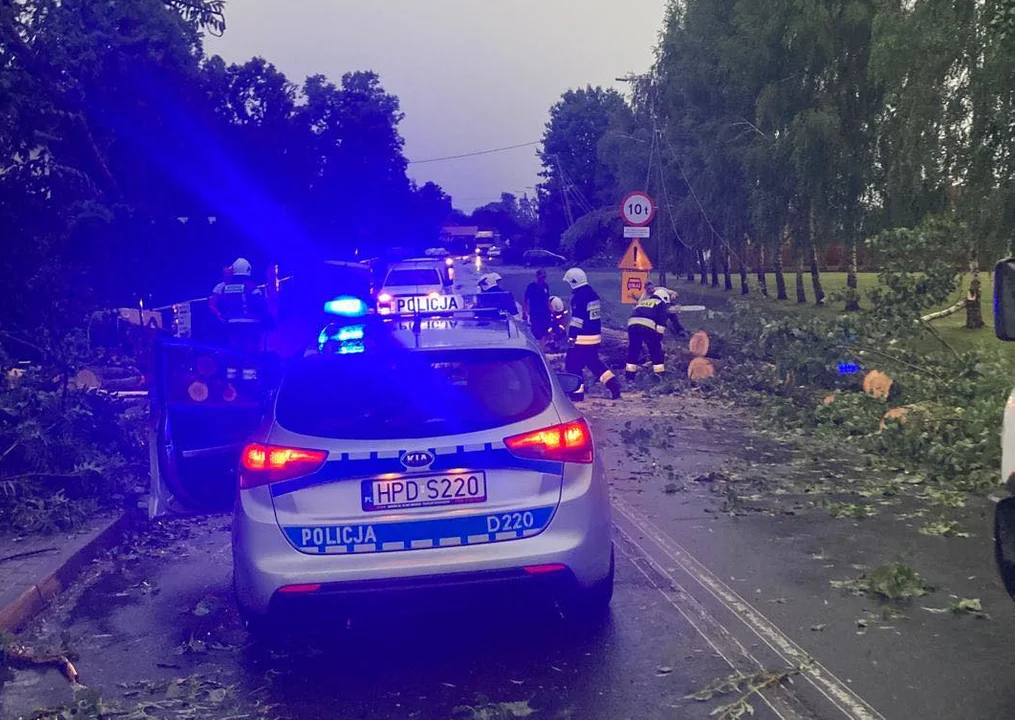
[618,192,657,303]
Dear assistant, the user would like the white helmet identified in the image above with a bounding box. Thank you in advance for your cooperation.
[563,268,588,290]
[550,296,565,313]
[654,288,672,304]
[477,272,503,291]
[231,257,252,277]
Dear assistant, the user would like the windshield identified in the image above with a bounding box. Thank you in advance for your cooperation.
[384,268,442,287]
[275,349,553,439]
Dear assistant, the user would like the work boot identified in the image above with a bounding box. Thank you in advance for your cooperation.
[606,376,622,400]
[625,371,636,382]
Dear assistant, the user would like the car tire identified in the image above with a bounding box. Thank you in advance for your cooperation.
[561,547,615,626]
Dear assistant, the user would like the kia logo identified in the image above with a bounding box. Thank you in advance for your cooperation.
[400,450,435,469]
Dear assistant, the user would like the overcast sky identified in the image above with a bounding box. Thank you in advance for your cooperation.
[206,0,668,211]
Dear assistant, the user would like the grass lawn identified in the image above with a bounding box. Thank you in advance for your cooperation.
[497,265,1010,355]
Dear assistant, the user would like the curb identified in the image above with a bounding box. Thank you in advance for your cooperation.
[0,512,135,634]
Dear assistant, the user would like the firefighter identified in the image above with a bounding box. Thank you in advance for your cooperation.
[626,287,671,382]
[476,272,519,315]
[563,268,622,401]
[209,257,268,353]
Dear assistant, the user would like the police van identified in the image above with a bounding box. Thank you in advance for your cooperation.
[148,288,615,632]
[376,258,456,316]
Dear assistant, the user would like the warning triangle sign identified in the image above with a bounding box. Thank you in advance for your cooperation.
[618,238,653,270]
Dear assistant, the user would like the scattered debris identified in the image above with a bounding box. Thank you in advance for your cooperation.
[810,624,826,632]
[825,502,878,520]
[687,666,804,720]
[452,700,536,719]
[2,641,80,685]
[831,563,932,602]
[923,598,989,619]
[918,519,971,538]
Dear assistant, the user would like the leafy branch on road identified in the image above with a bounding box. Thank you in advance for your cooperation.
[831,563,933,603]
[687,665,805,719]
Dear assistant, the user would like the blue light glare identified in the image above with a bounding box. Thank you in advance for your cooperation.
[837,362,861,374]
[324,296,368,317]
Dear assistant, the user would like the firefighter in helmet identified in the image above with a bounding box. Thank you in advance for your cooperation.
[562,268,622,401]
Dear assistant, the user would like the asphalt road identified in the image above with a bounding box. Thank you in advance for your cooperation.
[4,260,1015,720]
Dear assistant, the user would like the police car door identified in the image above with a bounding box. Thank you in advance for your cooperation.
[149,335,281,517]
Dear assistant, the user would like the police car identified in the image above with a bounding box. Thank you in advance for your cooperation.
[149,295,614,631]
[376,258,456,315]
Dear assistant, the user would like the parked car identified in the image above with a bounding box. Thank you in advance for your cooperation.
[523,249,567,267]
[376,259,456,314]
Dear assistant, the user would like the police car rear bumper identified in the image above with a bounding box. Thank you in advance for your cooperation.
[232,464,613,617]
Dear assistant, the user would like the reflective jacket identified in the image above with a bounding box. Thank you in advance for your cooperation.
[627,296,669,335]
[217,282,265,325]
[568,285,602,346]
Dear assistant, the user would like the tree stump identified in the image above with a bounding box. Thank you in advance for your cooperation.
[688,357,716,381]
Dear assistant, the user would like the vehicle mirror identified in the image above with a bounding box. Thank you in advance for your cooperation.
[996,496,1015,598]
[994,258,1015,340]
[556,372,583,395]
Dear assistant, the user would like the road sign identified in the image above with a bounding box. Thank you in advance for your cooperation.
[618,238,653,271]
[621,191,656,227]
[624,226,650,239]
[621,271,649,304]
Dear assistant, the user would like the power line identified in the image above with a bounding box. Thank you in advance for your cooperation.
[408,141,541,165]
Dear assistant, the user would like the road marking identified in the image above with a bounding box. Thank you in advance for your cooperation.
[613,496,886,720]
[615,529,809,720]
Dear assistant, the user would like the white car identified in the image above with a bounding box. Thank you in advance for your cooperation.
[376,259,456,315]
[148,298,615,632]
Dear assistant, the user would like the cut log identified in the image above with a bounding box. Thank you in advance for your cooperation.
[822,393,836,406]
[688,357,715,381]
[862,370,893,401]
[689,331,710,358]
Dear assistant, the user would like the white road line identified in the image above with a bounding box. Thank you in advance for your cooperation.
[613,496,886,720]
[615,528,807,720]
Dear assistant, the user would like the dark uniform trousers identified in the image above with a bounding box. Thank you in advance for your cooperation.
[626,324,665,380]
[565,343,617,401]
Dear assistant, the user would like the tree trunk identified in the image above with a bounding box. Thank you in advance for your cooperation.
[774,232,788,300]
[966,254,984,329]
[698,248,708,285]
[722,248,733,291]
[845,241,860,312]
[795,257,807,304]
[756,245,768,297]
[710,241,720,288]
[809,243,825,306]
[739,242,749,295]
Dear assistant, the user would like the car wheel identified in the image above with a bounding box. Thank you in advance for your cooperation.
[561,548,614,626]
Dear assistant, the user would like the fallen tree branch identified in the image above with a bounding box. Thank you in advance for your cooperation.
[921,299,966,323]
[4,643,80,685]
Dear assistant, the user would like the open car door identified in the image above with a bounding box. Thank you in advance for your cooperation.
[149,336,281,517]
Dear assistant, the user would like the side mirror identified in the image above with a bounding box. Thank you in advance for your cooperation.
[556,372,583,395]
[995,497,1015,598]
[994,258,1015,340]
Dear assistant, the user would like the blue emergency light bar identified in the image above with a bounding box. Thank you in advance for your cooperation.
[324,296,368,317]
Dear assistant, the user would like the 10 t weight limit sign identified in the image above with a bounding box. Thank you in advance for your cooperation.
[621,191,656,227]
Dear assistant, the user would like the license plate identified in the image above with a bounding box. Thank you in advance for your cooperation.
[362,472,487,512]
[394,294,463,313]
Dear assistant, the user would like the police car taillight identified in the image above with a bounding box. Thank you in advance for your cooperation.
[504,419,593,464]
[240,443,328,488]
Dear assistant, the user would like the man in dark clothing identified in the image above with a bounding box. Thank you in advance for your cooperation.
[522,268,552,349]
[562,267,622,402]
[626,287,671,381]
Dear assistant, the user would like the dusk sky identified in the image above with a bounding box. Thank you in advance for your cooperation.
[207,1,668,210]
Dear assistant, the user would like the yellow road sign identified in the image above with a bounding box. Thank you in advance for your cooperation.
[619,238,653,271]
[621,271,650,304]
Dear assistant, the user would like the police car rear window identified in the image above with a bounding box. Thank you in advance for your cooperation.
[384,268,441,287]
[275,349,553,439]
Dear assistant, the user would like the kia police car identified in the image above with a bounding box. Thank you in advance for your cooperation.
[376,258,455,315]
[148,296,614,631]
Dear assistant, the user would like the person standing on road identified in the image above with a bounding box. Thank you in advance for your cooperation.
[208,257,269,353]
[625,287,672,382]
[522,268,552,349]
[476,273,519,316]
[563,268,622,402]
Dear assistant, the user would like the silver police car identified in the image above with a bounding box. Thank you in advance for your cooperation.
[149,296,614,631]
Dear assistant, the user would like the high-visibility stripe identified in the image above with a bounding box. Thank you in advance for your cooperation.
[653,364,666,373]
[569,316,584,328]
[575,334,601,345]
[600,369,615,383]
[627,316,658,331]
[625,364,639,373]
[656,326,666,334]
